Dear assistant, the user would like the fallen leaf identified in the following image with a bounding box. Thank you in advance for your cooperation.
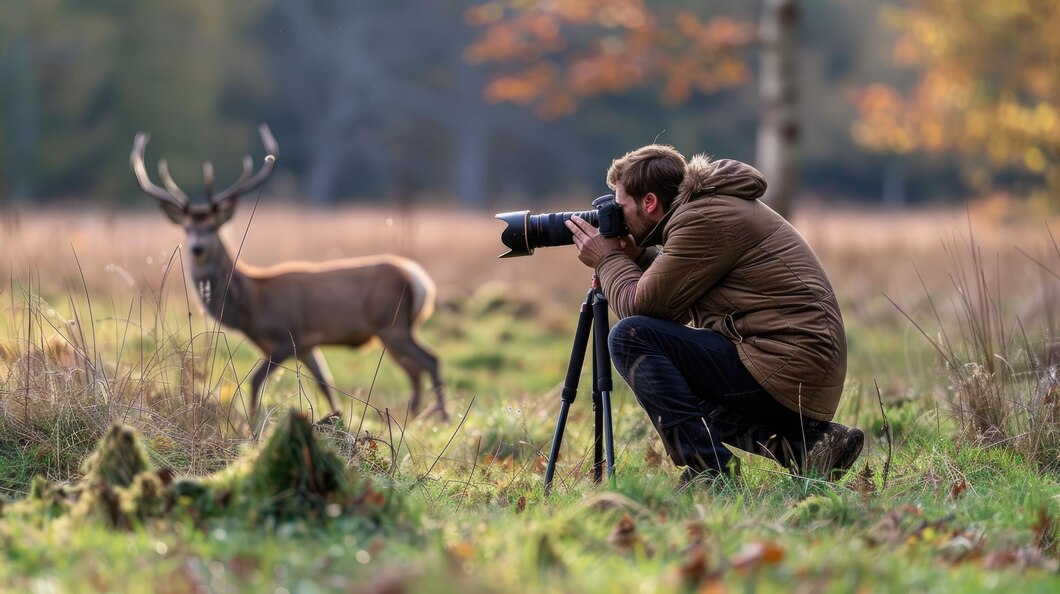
[865,510,905,546]
[516,495,527,513]
[448,540,475,562]
[533,454,547,473]
[982,547,1060,572]
[698,579,727,594]
[677,544,709,586]
[645,441,663,468]
[673,523,719,588]
[949,479,968,501]
[607,514,640,554]
[730,540,784,572]
[851,463,876,496]
[1031,505,1058,557]
[937,533,984,564]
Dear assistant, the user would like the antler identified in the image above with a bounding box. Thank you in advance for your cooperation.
[213,124,279,205]
[130,132,187,211]
[158,159,190,202]
[203,161,215,201]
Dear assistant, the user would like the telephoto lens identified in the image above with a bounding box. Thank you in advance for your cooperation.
[496,195,623,258]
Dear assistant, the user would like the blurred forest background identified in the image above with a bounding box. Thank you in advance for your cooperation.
[0,0,1056,211]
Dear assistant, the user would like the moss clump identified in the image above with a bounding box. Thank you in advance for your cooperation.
[80,424,152,488]
[230,412,389,524]
[18,424,171,529]
[10,413,393,532]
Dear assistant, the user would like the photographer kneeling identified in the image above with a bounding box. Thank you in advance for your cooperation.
[565,145,863,484]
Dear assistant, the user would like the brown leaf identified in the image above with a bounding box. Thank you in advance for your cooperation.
[677,544,708,586]
[982,547,1060,572]
[1032,505,1058,557]
[730,540,784,573]
[156,468,175,487]
[673,523,718,588]
[698,581,728,594]
[644,441,663,468]
[448,540,475,563]
[607,514,640,554]
[686,522,707,545]
[516,495,527,514]
[949,479,968,501]
[865,510,905,547]
[851,463,876,496]
[533,454,547,473]
[937,532,985,564]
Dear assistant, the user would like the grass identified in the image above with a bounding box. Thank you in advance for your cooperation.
[1,202,1059,592]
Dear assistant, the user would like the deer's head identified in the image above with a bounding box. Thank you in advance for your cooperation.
[131,124,278,264]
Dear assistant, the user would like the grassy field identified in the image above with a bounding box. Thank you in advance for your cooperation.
[1,201,1059,592]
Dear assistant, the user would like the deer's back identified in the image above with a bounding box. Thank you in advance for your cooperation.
[241,254,435,349]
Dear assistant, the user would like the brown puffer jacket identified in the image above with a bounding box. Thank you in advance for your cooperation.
[596,156,846,421]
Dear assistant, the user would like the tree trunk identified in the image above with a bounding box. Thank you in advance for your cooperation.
[304,131,348,205]
[755,0,801,220]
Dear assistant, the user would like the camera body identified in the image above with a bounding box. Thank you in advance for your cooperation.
[591,194,626,239]
[496,194,628,258]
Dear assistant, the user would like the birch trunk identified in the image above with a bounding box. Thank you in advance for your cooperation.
[755,0,801,219]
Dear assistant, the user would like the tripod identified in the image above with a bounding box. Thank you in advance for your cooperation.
[543,274,616,495]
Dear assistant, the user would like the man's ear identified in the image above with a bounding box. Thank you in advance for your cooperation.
[643,192,661,215]
[158,201,185,225]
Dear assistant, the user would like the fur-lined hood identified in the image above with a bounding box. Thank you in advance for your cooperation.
[677,155,768,203]
[638,156,768,248]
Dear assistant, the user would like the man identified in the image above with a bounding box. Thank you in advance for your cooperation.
[565,145,863,482]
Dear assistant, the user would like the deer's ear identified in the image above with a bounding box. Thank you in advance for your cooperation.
[158,201,185,225]
[213,197,238,226]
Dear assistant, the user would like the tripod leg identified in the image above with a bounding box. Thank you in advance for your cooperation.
[592,288,617,479]
[544,289,595,495]
[600,393,616,480]
[593,384,604,483]
[543,401,572,495]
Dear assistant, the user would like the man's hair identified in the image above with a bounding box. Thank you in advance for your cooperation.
[606,144,686,211]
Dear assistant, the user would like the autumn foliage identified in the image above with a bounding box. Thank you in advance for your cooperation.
[465,1,754,119]
[853,0,1060,195]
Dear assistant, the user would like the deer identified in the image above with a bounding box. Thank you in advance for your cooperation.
[130,124,448,428]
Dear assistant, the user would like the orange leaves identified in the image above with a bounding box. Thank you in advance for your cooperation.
[855,0,1060,189]
[730,540,785,573]
[465,1,754,119]
[483,62,561,105]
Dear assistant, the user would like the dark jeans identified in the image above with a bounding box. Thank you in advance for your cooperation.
[609,315,824,474]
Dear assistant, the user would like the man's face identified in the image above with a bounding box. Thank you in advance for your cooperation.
[615,184,654,243]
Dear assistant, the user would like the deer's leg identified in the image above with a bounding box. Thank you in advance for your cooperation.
[248,343,295,425]
[300,347,340,416]
[383,332,448,421]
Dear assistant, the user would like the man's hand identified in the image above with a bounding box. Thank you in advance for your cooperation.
[565,215,625,268]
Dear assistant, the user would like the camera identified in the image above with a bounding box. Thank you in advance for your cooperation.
[496,194,628,258]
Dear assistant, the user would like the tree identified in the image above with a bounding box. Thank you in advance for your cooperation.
[464,0,804,217]
[259,0,589,207]
[852,0,1060,201]
[0,0,265,203]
